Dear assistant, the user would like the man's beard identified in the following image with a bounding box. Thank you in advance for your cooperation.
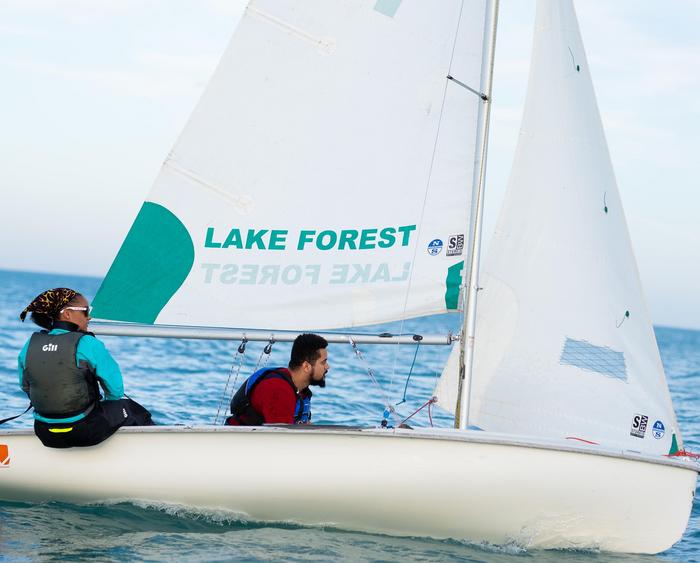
[309,371,327,388]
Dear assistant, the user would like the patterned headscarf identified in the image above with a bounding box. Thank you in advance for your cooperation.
[20,288,79,322]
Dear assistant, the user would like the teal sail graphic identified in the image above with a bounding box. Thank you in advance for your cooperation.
[92,202,194,324]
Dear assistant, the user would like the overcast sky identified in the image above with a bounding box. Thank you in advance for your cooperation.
[1,1,698,329]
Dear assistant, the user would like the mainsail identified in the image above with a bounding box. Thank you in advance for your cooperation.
[436,0,681,455]
[92,0,490,330]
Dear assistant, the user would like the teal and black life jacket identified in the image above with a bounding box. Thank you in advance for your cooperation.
[23,331,99,419]
[228,367,311,425]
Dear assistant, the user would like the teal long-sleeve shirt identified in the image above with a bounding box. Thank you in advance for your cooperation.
[18,329,124,423]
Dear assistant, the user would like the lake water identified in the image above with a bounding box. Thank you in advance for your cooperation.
[0,269,697,562]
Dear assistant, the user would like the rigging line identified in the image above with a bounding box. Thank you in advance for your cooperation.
[214,338,248,425]
[391,0,467,391]
[355,397,396,423]
[348,337,399,424]
[215,337,272,424]
[253,337,275,372]
[0,403,32,426]
[399,397,437,426]
[395,339,421,406]
[429,365,443,405]
[567,46,581,72]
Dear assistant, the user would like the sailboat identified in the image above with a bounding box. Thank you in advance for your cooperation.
[1,0,697,554]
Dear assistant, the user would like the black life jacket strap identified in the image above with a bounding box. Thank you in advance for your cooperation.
[0,403,33,426]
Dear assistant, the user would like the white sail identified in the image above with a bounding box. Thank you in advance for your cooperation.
[92,0,489,330]
[436,0,681,455]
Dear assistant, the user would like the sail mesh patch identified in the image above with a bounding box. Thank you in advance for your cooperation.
[560,338,627,381]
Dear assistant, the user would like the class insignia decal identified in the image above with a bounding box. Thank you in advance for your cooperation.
[447,234,464,257]
[652,420,665,439]
[0,444,9,467]
[630,414,648,438]
[427,239,443,256]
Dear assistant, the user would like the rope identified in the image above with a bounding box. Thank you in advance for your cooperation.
[253,338,274,373]
[400,397,437,427]
[395,338,421,406]
[214,338,247,424]
[0,403,32,426]
[348,337,397,426]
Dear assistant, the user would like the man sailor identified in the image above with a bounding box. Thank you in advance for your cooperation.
[225,333,329,425]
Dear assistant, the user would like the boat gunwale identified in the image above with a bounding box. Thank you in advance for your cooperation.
[1,424,697,473]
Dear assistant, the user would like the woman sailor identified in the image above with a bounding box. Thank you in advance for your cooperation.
[18,287,152,447]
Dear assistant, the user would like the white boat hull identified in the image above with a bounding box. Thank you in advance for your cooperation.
[0,426,696,554]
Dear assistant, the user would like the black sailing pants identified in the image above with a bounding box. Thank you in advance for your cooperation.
[34,398,153,449]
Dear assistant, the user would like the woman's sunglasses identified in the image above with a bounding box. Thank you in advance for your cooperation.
[60,306,93,317]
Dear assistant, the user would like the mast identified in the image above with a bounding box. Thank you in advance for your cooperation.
[456,0,499,430]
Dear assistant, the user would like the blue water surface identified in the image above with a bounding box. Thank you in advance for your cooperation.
[0,269,698,562]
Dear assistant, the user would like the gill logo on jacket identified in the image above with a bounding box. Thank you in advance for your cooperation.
[42,344,58,352]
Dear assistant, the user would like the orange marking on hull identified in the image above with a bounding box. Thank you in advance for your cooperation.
[0,444,9,466]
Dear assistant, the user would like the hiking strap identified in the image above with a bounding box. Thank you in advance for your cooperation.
[0,403,33,426]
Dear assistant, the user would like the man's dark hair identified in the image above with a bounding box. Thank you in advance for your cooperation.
[289,333,328,370]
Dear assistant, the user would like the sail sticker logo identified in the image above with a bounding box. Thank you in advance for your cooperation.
[652,420,665,439]
[427,239,443,256]
[0,445,9,467]
[446,234,464,257]
[630,414,648,438]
